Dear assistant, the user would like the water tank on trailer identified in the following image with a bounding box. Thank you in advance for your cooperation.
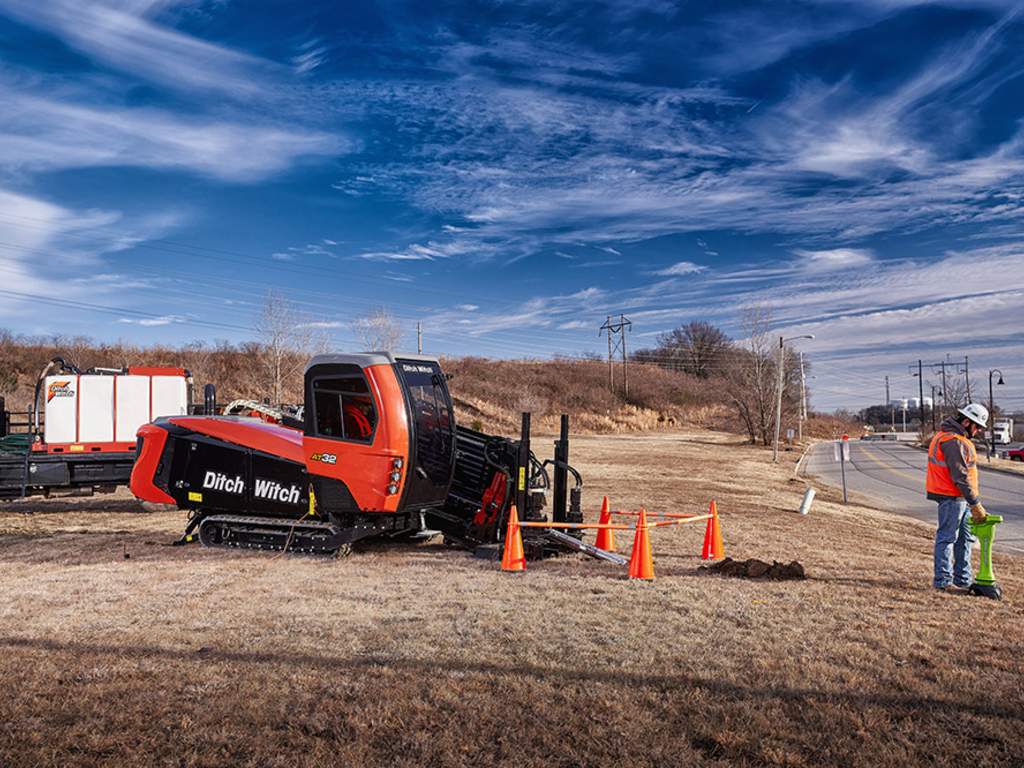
[79,375,115,443]
[43,376,78,443]
[44,369,189,447]
[151,376,187,421]
[115,376,150,442]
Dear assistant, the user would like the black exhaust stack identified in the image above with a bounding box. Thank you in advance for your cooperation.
[204,384,217,415]
[552,414,569,523]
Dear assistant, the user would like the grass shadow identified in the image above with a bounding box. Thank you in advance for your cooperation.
[2,635,1020,722]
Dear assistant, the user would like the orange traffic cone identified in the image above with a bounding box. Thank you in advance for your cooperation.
[628,507,654,580]
[701,500,724,561]
[501,504,526,572]
[595,496,615,552]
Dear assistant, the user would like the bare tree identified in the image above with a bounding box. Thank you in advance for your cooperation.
[653,321,732,378]
[255,291,328,404]
[353,308,403,352]
[0,329,20,395]
[723,306,800,445]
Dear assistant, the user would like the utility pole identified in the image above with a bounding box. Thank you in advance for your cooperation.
[930,385,938,431]
[917,360,924,431]
[620,313,630,399]
[931,360,950,419]
[957,355,972,403]
[417,322,423,354]
[602,315,613,390]
[989,369,1005,461]
[773,337,786,463]
[798,351,807,442]
[909,360,926,434]
[773,334,814,462]
[598,314,631,397]
[885,375,893,433]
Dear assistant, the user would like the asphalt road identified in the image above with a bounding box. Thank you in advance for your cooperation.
[804,440,1024,555]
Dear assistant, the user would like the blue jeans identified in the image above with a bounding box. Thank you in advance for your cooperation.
[933,497,974,588]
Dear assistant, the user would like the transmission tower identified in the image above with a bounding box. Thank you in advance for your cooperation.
[599,314,632,398]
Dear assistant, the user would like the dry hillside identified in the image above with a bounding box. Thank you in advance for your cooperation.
[0,333,856,439]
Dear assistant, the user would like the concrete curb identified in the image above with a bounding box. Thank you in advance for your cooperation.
[793,441,818,479]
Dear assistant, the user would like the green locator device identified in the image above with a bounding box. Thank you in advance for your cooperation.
[969,515,1003,600]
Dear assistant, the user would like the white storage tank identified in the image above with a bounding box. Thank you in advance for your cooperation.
[43,367,189,448]
[43,376,78,444]
[115,376,151,443]
[79,375,115,443]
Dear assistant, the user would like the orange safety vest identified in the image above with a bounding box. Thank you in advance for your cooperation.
[926,431,979,499]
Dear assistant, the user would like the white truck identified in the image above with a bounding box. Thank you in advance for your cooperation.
[991,418,1014,446]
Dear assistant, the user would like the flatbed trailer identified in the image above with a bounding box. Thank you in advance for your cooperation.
[0,448,138,500]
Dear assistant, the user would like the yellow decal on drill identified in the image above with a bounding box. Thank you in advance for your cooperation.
[188,491,203,503]
[518,466,526,492]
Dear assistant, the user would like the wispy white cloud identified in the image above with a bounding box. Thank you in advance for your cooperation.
[0,82,344,183]
[428,286,606,336]
[794,248,875,272]
[0,187,183,322]
[314,8,1024,267]
[271,242,337,261]
[295,320,344,329]
[0,0,275,96]
[292,38,328,76]
[653,260,706,276]
[357,239,490,262]
[118,315,185,326]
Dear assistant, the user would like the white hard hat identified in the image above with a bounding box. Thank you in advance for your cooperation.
[958,403,989,428]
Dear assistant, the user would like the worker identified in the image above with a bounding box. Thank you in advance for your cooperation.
[926,403,989,593]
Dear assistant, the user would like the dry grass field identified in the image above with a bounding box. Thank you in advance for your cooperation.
[1,432,1022,767]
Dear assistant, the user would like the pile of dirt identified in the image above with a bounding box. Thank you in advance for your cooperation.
[699,557,806,580]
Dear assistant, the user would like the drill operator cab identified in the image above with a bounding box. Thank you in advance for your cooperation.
[302,353,456,516]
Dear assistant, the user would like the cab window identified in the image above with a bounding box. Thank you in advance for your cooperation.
[311,374,377,442]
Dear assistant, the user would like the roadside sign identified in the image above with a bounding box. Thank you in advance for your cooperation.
[833,440,850,461]
[786,428,795,441]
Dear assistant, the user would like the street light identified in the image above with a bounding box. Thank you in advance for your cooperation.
[988,369,1005,460]
[773,334,815,462]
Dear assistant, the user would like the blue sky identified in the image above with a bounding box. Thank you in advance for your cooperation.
[1,0,1023,411]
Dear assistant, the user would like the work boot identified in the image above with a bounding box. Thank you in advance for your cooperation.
[935,584,970,595]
